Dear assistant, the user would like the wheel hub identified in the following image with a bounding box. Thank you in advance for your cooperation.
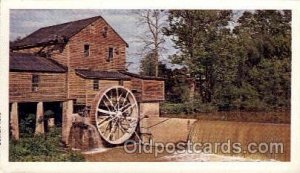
[115,111,123,119]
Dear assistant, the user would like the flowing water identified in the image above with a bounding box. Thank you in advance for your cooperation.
[188,120,290,161]
[83,145,260,162]
[79,112,290,161]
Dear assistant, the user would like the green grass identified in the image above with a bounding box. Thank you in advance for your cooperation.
[9,128,85,162]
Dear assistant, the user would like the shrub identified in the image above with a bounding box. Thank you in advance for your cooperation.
[241,98,270,111]
[44,110,55,118]
[191,101,218,113]
[19,113,36,138]
[160,103,186,114]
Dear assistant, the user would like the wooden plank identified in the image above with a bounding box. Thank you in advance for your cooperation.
[9,72,67,103]
[68,70,87,104]
[141,80,165,102]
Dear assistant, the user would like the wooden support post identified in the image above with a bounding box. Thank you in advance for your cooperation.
[62,100,73,145]
[10,102,19,140]
[35,102,44,135]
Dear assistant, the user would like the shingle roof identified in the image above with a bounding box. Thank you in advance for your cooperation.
[10,53,67,73]
[75,69,131,80]
[119,71,165,81]
[11,16,128,49]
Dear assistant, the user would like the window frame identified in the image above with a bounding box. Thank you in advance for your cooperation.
[119,80,124,86]
[84,44,90,57]
[93,79,99,90]
[32,74,39,92]
[107,47,114,62]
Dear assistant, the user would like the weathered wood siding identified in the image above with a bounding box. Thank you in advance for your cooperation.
[67,19,127,71]
[68,70,86,104]
[123,81,132,89]
[51,44,69,67]
[9,72,66,102]
[142,80,164,102]
[129,78,165,102]
[12,18,127,71]
[129,78,143,101]
[85,80,130,107]
[10,17,165,105]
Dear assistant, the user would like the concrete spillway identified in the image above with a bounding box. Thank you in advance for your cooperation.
[67,113,290,161]
[188,120,290,161]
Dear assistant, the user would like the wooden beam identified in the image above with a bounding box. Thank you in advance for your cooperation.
[10,102,19,140]
[35,102,45,135]
[62,100,73,145]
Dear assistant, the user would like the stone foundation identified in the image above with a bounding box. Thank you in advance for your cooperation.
[68,116,104,151]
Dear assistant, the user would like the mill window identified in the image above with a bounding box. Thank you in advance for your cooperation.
[84,44,90,57]
[93,79,99,90]
[32,74,39,92]
[107,47,114,62]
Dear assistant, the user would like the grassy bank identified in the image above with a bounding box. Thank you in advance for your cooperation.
[9,128,85,162]
[160,103,290,124]
[162,111,290,124]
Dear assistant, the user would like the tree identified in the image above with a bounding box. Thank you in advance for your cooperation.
[233,10,291,109]
[136,10,166,77]
[164,10,233,103]
[164,10,291,111]
[139,52,157,76]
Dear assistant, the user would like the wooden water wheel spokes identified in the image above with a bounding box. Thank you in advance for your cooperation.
[94,86,139,144]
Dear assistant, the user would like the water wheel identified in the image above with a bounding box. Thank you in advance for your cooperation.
[91,86,139,145]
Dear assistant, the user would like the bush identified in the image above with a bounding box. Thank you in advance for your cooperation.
[19,113,36,137]
[191,101,218,113]
[240,98,270,112]
[44,110,55,118]
[9,128,85,162]
[160,103,186,114]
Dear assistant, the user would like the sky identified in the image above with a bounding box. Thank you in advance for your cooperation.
[10,9,179,73]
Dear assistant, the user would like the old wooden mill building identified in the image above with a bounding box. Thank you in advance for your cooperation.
[9,16,164,145]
